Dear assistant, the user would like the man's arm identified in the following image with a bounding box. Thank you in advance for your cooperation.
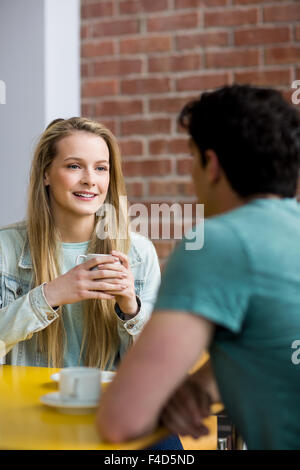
[96,310,215,443]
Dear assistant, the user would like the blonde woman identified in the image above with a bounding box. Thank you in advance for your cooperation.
[0,117,161,370]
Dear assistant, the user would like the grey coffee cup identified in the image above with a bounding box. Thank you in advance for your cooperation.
[76,254,120,270]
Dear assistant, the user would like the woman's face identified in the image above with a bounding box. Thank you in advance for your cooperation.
[44,131,110,219]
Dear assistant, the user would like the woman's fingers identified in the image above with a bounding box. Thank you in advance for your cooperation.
[88,279,127,292]
[82,256,118,271]
[111,250,130,269]
[90,265,126,279]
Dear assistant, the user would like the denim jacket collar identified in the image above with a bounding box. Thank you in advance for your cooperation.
[18,233,143,270]
[18,238,32,270]
[129,238,143,268]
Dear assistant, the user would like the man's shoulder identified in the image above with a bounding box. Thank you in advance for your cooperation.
[211,199,300,252]
[174,211,251,274]
[204,201,278,247]
[201,213,247,255]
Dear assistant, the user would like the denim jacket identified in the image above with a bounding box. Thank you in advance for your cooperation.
[0,221,161,367]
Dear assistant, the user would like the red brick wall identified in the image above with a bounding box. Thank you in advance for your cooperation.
[81,0,300,263]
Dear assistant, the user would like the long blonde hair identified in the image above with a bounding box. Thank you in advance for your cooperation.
[27,117,130,368]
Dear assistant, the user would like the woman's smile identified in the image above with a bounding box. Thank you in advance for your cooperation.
[73,191,99,201]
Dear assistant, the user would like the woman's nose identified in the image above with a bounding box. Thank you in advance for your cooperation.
[80,170,96,186]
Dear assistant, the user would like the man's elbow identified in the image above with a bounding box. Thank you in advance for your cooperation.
[96,407,156,443]
[97,422,129,444]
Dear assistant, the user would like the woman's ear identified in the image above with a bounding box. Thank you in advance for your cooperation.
[44,172,50,186]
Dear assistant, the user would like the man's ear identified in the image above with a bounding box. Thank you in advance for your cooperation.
[204,149,222,184]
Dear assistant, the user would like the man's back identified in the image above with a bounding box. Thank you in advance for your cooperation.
[156,197,300,449]
[209,198,300,449]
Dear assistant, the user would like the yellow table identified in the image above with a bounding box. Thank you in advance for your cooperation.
[0,365,222,450]
[0,365,170,450]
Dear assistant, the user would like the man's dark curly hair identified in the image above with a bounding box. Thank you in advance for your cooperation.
[179,84,300,198]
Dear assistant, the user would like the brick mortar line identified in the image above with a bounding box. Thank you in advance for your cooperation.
[121,156,180,161]
[81,91,213,99]
[118,135,184,140]
[125,176,192,182]
[81,65,258,76]
[121,137,188,142]
[81,36,299,51]
[81,52,219,62]
[259,46,265,67]
[83,113,181,119]
[81,27,232,40]
[81,49,299,67]
[126,199,197,204]
[89,46,276,58]
[81,5,262,21]
[123,156,190,163]
[122,154,188,160]
[81,0,299,11]
[126,198,197,201]
[115,37,120,55]
[80,68,298,84]
[82,36,299,49]
[80,27,260,43]
[81,80,294,97]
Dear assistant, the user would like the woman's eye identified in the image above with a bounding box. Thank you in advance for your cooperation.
[67,164,108,171]
[68,164,80,169]
[96,166,108,171]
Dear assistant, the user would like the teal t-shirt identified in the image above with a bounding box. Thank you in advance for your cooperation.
[60,241,89,367]
[155,198,300,450]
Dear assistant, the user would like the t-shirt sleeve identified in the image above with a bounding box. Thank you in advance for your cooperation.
[154,219,251,333]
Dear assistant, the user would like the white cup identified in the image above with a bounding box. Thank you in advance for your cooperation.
[59,367,101,402]
[76,253,120,271]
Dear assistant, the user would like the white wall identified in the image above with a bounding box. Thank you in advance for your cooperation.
[0,0,80,226]
[45,0,80,124]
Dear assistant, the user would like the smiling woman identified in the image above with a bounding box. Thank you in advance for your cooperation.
[44,131,110,227]
[0,117,161,371]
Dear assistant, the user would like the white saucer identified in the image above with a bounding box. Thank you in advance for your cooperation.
[40,392,99,414]
[50,370,115,384]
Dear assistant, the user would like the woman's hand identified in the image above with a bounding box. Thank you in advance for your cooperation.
[43,255,130,308]
[106,250,138,316]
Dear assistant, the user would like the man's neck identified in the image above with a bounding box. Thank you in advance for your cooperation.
[206,192,282,218]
